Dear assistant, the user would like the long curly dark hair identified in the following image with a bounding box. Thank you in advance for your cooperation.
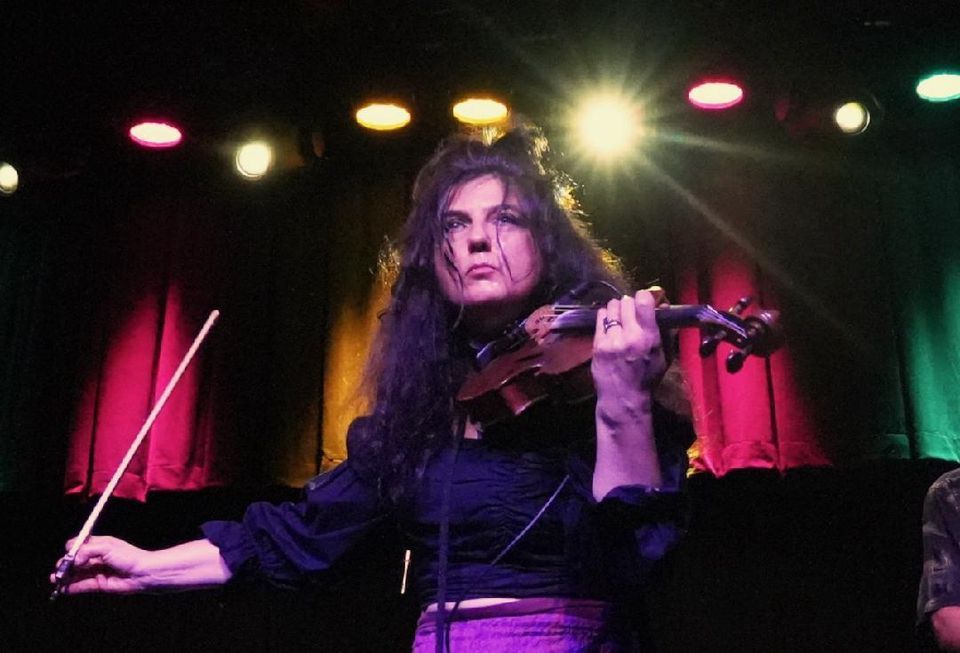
[354,123,650,503]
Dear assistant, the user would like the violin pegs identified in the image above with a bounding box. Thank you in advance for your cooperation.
[726,347,749,373]
[699,331,725,357]
[727,296,753,316]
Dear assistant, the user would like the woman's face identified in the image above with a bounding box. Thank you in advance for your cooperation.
[434,174,543,333]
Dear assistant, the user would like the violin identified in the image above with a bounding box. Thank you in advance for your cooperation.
[457,284,782,428]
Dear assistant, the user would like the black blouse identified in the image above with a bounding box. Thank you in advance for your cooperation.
[202,403,690,608]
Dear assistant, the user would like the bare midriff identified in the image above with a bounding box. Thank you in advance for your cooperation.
[424,597,520,612]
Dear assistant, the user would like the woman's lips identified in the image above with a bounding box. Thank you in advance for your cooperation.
[466,264,497,276]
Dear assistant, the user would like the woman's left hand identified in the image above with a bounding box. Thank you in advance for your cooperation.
[591,289,666,420]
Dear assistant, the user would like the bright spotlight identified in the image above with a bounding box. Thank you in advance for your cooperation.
[129,121,183,148]
[355,103,411,131]
[688,80,745,110]
[834,101,870,134]
[452,98,509,125]
[0,162,18,195]
[574,96,642,158]
[916,73,960,103]
[235,141,274,179]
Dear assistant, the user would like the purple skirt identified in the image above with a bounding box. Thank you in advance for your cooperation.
[412,597,632,653]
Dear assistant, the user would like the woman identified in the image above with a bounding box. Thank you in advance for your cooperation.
[54,123,691,651]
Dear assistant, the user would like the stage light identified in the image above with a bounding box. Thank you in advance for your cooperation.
[128,121,183,148]
[916,73,960,103]
[573,95,642,159]
[452,97,509,125]
[0,162,18,195]
[235,141,273,179]
[355,103,411,131]
[688,80,745,110]
[833,101,870,134]
[776,88,883,139]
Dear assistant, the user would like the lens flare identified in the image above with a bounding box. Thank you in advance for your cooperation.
[574,96,642,159]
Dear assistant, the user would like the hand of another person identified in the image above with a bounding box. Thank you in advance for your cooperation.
[52,535,154,594]
[591,289,667,421]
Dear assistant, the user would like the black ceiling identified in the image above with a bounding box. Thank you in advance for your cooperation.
[1,1,957,164]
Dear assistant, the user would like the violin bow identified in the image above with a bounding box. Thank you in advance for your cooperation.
[50,309,221,600]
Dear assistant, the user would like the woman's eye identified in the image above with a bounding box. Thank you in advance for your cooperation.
[443,218,466,233]
[495,212,523,226]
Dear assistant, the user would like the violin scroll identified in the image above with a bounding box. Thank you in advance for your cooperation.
[692,296,783,371]
[723,309,783,372]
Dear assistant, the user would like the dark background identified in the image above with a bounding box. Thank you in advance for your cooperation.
[5,464,953,652]
[2,1,960,650]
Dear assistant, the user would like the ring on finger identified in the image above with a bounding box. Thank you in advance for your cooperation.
[602,317,622,333]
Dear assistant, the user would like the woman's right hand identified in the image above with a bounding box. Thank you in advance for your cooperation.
[52,537,232,595]
[52,535,154,594]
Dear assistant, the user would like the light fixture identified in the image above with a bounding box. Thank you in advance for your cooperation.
[355,103,411,131]
[572,94,643,159]
[916,72,960,103]
[775,87,883,139]
[235,141,274,179]
[833,101,870,134]
[0,162,18,195]
[452,97,509,125]
[128,120,183,148]
[688,80,745,110]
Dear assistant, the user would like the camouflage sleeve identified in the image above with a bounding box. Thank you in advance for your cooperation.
[918,470,960,624]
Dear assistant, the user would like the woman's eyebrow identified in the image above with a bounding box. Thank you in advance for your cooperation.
[440,201,522,219]
[483,201,524,215]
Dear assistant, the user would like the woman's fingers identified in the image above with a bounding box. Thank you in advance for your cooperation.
[634,290,658,333]
[594,306,607,350]
[592,291,667,392]
[645,285,667,307]
[52,535,152,595]
[59,572,141,595]
[619,293,640,335]
[595,293,663,354]
[57,576,108,595]
[595,297,624,350]
[57,536,131,576]
[612,292,660,358]
[72,536,117,567]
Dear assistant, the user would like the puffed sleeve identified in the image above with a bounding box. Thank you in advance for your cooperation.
[918,469,960,623]
[201,418,388,586]
[592,421,688,562]
[568,401,691,587]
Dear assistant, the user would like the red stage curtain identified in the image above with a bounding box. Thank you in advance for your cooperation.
[63,197,229,500]
[66,289,223,500]
[63,171,328,500]
[662,149,907,474]
[52,137,960,498]
[677,251,827,474]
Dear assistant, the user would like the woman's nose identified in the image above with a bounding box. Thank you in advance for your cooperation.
[467,222,492,252]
